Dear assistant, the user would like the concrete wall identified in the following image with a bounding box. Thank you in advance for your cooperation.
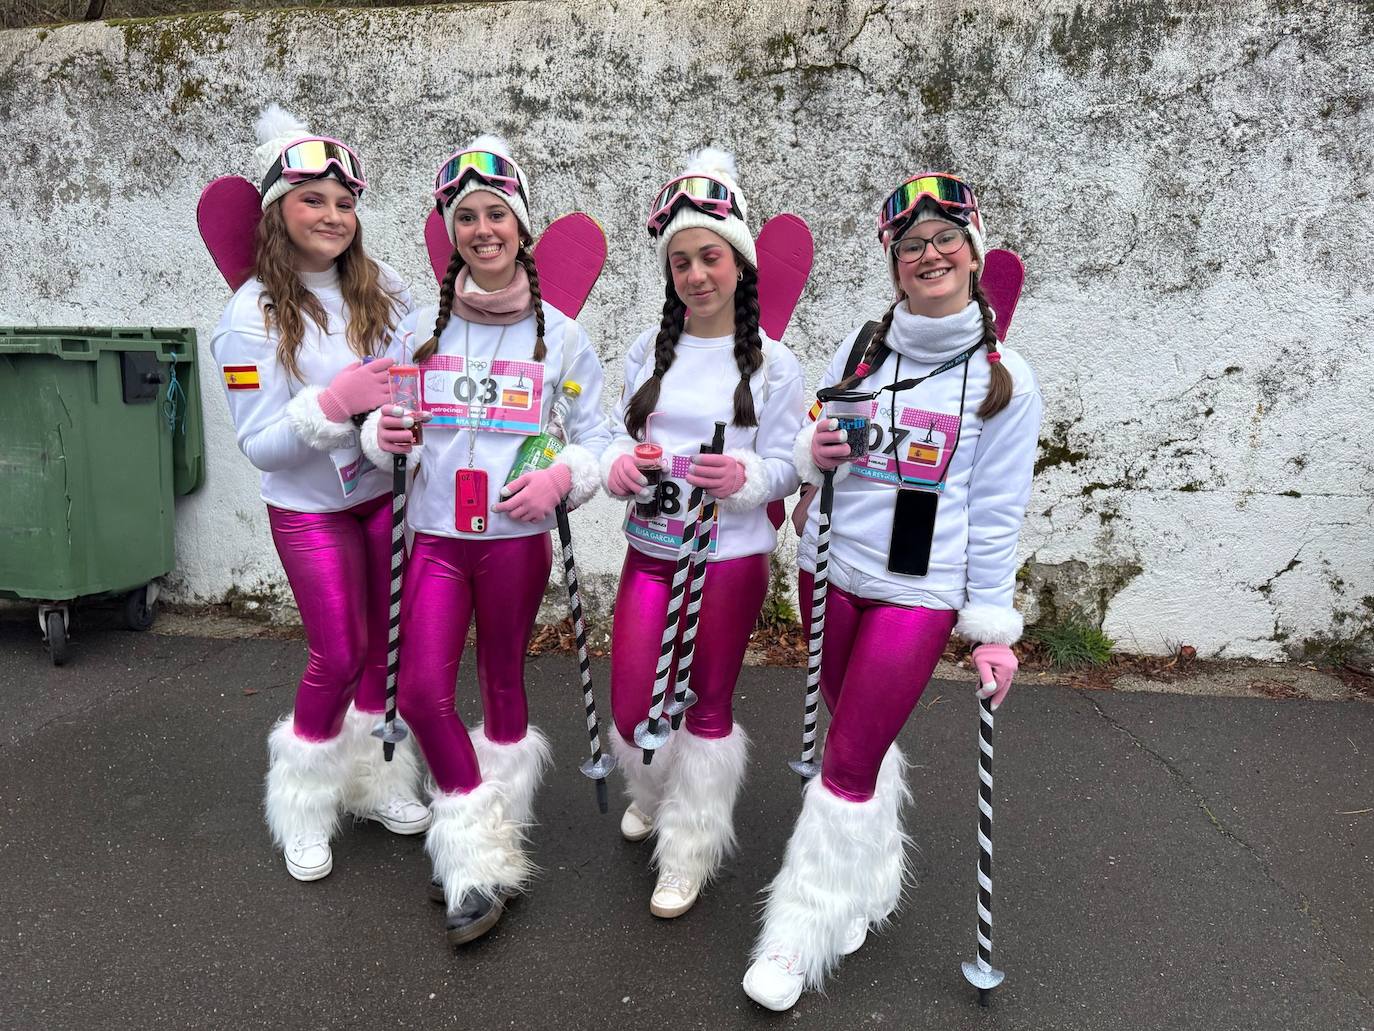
[2,0,1371,658]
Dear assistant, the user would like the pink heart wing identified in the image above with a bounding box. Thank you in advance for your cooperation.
[755,213,814,341]
[533,213,608,319]
[980,249,1026,342]
[197,176,261,291]
[424,209,454,284]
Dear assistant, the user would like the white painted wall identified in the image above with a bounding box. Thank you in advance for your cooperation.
[1,0,1370,658]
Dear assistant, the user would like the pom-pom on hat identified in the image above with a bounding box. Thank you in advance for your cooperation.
[438,134,533,246]
[255,104,314,211]
[653,146,756,271]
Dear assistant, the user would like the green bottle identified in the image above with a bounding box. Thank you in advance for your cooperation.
[505,380,582,485]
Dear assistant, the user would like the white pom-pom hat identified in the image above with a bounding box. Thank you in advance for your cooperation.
[652,146,756,270]
[435,134,533,246]
[252,104,366,212]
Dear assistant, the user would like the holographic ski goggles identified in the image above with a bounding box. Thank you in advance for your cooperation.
[260,137,368,196]
[432,149,527,206]
[646,174,741,238]
[877,173,981,242]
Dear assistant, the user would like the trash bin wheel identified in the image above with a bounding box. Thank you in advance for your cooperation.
[123,587,156,631]
[47,611,68,666]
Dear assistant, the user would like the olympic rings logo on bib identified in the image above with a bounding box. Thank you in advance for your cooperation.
[418,354,545,435]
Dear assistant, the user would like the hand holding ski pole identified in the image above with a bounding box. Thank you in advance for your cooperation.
[972,643,1017,710]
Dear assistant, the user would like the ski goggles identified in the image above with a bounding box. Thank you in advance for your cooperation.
[260,137,367,196]
[877,173,981,241]
[433,149,527,206]
[646,174,741,238]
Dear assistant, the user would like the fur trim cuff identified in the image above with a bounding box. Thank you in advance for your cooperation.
[793,421,851,488]
[427,782,532,910]
[554,444,601,510]
[956,603,1024,645]
[714,449,770,514]
[286,385,358,452]
[359,408,390,471]
[599,436,638,495]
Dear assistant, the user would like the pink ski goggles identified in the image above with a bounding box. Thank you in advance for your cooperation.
[261,137,367,196]
[877,173,981,242]
[433,149,527,205]
[646,174,741,238]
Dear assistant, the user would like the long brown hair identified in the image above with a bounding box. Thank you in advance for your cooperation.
[834,237,1012,419]
[412,237,546,366]
[624,253,764,441]
[252,202,401,382]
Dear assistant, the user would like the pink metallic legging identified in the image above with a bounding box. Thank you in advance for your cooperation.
[799,570,957,803]
[611,548,769,741]
[267,493,392,742]
[397,531,553,794]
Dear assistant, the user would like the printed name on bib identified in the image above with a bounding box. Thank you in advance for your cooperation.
[624,453,720,553]
[419,354,545,435]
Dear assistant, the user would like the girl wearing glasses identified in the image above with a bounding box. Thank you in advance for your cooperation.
[742,174,1042,1010]
[210,106,426,884]
[600,148,803,920]
[363,135,611,946]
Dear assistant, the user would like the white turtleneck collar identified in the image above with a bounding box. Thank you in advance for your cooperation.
[297,264,341,292]
[886,300,983,364]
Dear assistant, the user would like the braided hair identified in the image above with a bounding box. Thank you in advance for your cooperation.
[729,264,764,428]
[624,278,687,441]
[413,247,466,365]
[515,243,547,362]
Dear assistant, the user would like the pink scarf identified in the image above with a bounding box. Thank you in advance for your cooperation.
[449,266,534,325]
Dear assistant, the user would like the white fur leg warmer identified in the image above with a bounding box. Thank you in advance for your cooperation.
[752,777,898,991]
[869,744,914,925]
[610,726,678,826]
[338,705,425,817]
[652,724,749,884]
[264,717,349,849]
[427,782,532,910]
[468,725,552,827]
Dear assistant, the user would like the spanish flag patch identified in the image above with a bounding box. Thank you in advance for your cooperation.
[806,400,822,423]
[223,364,260,390]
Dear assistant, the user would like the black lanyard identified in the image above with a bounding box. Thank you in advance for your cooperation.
[882,343,977,489]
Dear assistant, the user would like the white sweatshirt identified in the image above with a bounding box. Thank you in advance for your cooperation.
[602,327,804,562]
[210,262,414,513]
[794,302,1043,645]
[361,302,612,541]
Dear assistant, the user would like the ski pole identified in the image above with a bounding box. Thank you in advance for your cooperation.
[788,468,833,781]
[634,421,726,763]
[553,500,617,812]
[664,429,727,730]
[372,451,409,761]
[960,694,1005,1006]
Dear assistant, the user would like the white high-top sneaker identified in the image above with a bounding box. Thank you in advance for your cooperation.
[264,718,349,883]
[742,947,807,1012]
[341,707,431,835]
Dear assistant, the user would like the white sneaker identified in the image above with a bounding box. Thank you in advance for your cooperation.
[620,802,653,842]
[284,831,332,882]
[742,949,806,1011]
[359,795,432,835]
[842,915,868,956]
[649,870,699,918]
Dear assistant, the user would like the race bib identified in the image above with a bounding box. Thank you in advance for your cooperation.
[851,403,962,489]
[624,453,720,553]
[419,355,545,435]
[330,444,373,498]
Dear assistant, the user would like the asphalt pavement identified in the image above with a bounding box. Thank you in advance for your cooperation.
[2,617,1371,1031]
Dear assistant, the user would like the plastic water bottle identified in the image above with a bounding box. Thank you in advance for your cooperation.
[505,381,581,485]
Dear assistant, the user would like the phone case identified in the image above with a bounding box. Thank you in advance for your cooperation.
[456,468,489,534]
[887,488,939,576]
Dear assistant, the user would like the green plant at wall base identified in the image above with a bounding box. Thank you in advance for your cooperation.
[1030,615,1115,669]
[756,554,799,630]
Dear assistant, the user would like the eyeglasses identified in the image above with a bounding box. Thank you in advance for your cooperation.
[892,226,968,263]
[261,137,367,196]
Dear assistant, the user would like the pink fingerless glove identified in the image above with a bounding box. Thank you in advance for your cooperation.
[493,464,573,523]
[686,452,746,498]
[972,643,1018,710]
[811,418,853,472]
[317,358,396,422]
[378,406,428,455]
[607,453,653,500]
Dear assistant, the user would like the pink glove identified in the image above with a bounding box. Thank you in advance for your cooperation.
[378,406,429,455]
[811,418,852,472]
[972,643,1018,710]
[318,358,396,422]
[686,452,746,498]
[607,453,654,500]
[493,464,572,522]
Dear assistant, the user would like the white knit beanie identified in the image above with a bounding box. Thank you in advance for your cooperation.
[438,134,533,246]
[254,104,337,211]
[887,198,988,283]
[654,146,756,270]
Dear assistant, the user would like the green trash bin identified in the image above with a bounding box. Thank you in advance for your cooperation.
[0,326,205,664]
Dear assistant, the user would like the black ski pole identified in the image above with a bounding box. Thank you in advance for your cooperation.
[960,694,1005,1005]
[372,453,410,761]
[788,468,833,781]
[554,500,617,812]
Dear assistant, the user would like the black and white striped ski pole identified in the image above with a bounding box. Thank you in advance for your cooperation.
[635,421,726,763]
[788,468,833,781]
[664,428,726,731]
[372,453,410,761]
[553,500,617,813]
[960,694,1005,1005]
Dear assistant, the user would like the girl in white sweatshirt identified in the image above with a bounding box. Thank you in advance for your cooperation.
[743,173,1043,1011]
[600,149,803,919]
